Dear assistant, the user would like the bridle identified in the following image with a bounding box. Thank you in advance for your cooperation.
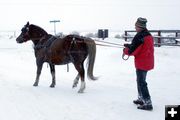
[20,25,47,43]
[20,25,30,42]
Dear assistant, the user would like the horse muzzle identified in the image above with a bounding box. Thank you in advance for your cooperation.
[16,36,27,43]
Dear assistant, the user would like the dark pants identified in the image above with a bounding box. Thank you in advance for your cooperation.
[136,69,151,101]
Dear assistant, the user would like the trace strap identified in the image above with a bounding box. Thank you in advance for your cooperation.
[95,43,124,48]
[94,39,124,47]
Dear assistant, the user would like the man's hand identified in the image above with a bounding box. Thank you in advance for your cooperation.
[124,44,130,48]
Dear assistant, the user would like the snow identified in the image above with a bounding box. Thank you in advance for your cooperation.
[0,36,180,120]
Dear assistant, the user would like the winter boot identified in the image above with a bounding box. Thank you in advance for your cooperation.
[137,99,153,111]
[133,98,144,105]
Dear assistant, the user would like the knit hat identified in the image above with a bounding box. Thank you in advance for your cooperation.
[135,17,147,28]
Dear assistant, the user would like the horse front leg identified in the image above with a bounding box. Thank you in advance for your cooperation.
[33,60,43,87]
[49,64,56,88]
[72,73,80,88]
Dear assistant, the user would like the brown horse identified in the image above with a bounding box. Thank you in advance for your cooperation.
[16,22,97,93]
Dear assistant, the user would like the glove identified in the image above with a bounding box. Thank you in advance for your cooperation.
[124,43,130,48]
[123,47,130,55]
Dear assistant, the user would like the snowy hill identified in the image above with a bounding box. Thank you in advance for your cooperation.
[0,36,180,120]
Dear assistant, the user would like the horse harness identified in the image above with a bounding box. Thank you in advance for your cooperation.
[67,35,87,54]
[34,35,57,50]
[67,35,86,58]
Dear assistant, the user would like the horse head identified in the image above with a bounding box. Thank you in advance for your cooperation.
[16,22,48,44]
[16,22,30,43]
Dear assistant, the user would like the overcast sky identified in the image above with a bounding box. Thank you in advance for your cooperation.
[0,0,180,33]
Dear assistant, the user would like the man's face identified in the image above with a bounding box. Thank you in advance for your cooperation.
[135,26,143,32]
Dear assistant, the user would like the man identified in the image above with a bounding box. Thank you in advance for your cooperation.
[123,17,154,110]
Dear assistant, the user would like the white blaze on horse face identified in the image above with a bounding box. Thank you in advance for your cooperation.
[78,81,86,93]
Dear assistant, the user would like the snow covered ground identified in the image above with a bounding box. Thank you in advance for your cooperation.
[0,36,180,120]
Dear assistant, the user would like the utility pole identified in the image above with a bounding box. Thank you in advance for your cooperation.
[49,20,60,35]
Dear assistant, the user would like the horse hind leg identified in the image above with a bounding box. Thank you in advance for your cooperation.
[49,64,56,88]
[72,73,80,88]
[74,63,86,93]
[79,80,85,93]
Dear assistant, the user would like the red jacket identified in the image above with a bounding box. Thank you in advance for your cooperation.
[124,35,154,71]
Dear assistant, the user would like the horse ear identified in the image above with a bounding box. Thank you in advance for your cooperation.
[26,21,29,26]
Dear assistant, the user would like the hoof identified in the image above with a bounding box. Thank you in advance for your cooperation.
[50,84,55,88]
[72,84,77,88]
[78,89,84,93]
[33,83,38,86]
[72,81,78,88]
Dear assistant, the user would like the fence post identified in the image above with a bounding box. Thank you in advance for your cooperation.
[175,32,178,44]
[158,31,161,47]
[125,31,127,41]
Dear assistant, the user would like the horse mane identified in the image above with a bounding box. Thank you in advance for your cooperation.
[30,24,48,36]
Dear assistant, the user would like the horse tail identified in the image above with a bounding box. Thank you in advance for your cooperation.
[86,39,98,80]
